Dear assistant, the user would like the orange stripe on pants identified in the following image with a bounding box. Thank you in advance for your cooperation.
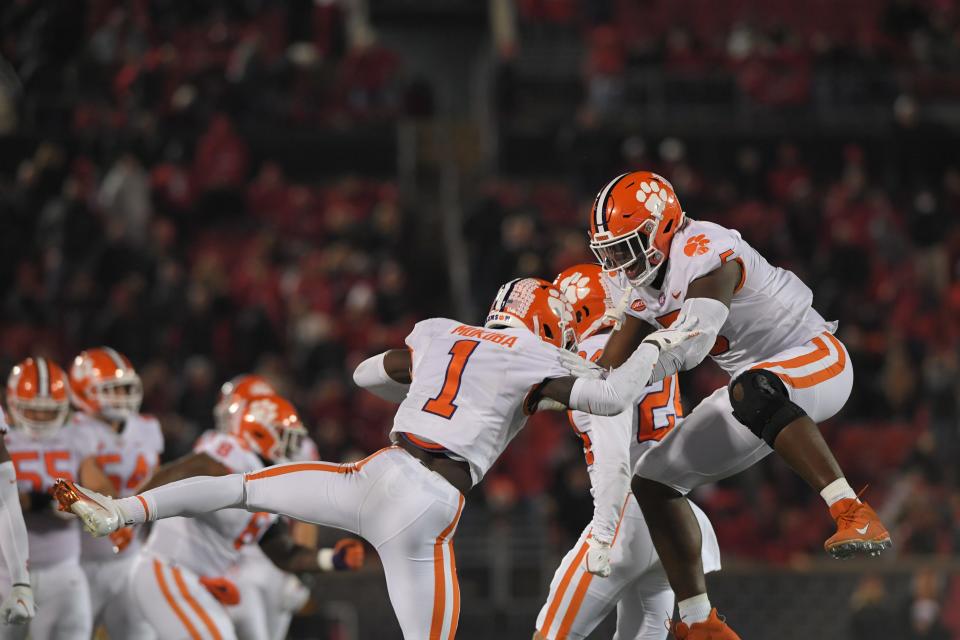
[153,560,201,640]
[556,570,595,639]
[247,446,395,481]
[172,566,222,640]
[755,333,848,389]
[539,542,589,635]
[430,494,465,640]
[448,537,461,640]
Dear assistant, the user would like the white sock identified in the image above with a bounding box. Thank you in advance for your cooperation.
[820,478,857,507]
[115,495,150,525]
[678,593,711,625]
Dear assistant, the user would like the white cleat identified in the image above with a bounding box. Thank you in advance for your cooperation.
[52,479,125,537]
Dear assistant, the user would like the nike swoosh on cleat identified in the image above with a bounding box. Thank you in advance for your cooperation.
[855,524,869,535]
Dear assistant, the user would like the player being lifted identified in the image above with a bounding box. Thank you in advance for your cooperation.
[535,264,721,640]
[564,171,891,639]
[53,277,696,639]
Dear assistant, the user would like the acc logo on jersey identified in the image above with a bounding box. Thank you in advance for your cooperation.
[631,299,647,312]
[683,234,711,257]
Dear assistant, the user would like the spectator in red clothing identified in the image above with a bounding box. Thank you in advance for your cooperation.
[193,114,250,192]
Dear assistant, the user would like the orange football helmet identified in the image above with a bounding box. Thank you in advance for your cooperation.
[69,347,142,420]
[214,374,276,432]
[485,277,577,350]
[588,171,685,286]
[6,357,70,436]
[232,394,307,464]
[553,264,616,341]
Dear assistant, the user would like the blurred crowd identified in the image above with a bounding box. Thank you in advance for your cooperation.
[0,0,425,139]
[0,0,958,599]
[500,0,960,124]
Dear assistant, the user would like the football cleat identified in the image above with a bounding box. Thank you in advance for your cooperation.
[52,479,125,537]
[824,498,892,559]
[670,609,741,639]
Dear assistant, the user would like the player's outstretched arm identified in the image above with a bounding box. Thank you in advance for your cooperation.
[595,314,653,369]
[539,341,663,416]
[353,349,411,402]
[0,438,35,625]
[259,519,364,573]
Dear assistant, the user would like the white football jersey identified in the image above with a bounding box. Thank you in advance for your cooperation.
[71,412,165,560]
[391,318,571,486]
[143,432,277,577]
[2,426,95,568]
[568,331,683,541]
[607,218,836,376]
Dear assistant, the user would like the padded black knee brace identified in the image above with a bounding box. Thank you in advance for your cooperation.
[729,369,807,447]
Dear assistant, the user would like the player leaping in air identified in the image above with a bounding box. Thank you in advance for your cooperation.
[560,171,891,639]
[53,277,697,640]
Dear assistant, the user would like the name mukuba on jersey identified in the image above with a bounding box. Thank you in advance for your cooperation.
[391,318,570,487]
[605,219,836,376]
[143,432,277,577]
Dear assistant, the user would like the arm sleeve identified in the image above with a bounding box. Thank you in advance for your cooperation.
[568,344,660,415]
[352,352,410,403]
[0,461,30,584]
[647,297,730,382]
[570,410,632,545]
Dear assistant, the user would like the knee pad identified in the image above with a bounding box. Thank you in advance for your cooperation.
[728,369,807,446]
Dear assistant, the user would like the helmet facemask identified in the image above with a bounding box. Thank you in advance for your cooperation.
[9,397,68,438]
[93,374,143,421]
[590,216,665,287]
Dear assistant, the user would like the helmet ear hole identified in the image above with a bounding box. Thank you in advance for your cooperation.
[542,324,554,340]
[663,219,674,234]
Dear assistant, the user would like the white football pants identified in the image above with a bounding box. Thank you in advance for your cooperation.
[536,497,720,640]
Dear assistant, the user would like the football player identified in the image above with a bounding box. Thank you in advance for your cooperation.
[210,375,319,640]
[54,277,697,639]
[566,171,891,638]
[0,357,113,639]
[90,392,363,639]
[534,264,721,640]
[0,402,32,627]
[67,347,163,638]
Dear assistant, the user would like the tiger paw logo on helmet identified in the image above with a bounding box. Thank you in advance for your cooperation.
[246,398,279,424]
[556,272,591,305]
[684,234,711,257]
[633,179,673,215]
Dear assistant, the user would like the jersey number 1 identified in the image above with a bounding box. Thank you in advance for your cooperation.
[422,340,480,419]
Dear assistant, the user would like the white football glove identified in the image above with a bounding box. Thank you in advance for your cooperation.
[641,327,702,352]
[0,584,36,625]
[585,538,612,578]
[558,349,605,379]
